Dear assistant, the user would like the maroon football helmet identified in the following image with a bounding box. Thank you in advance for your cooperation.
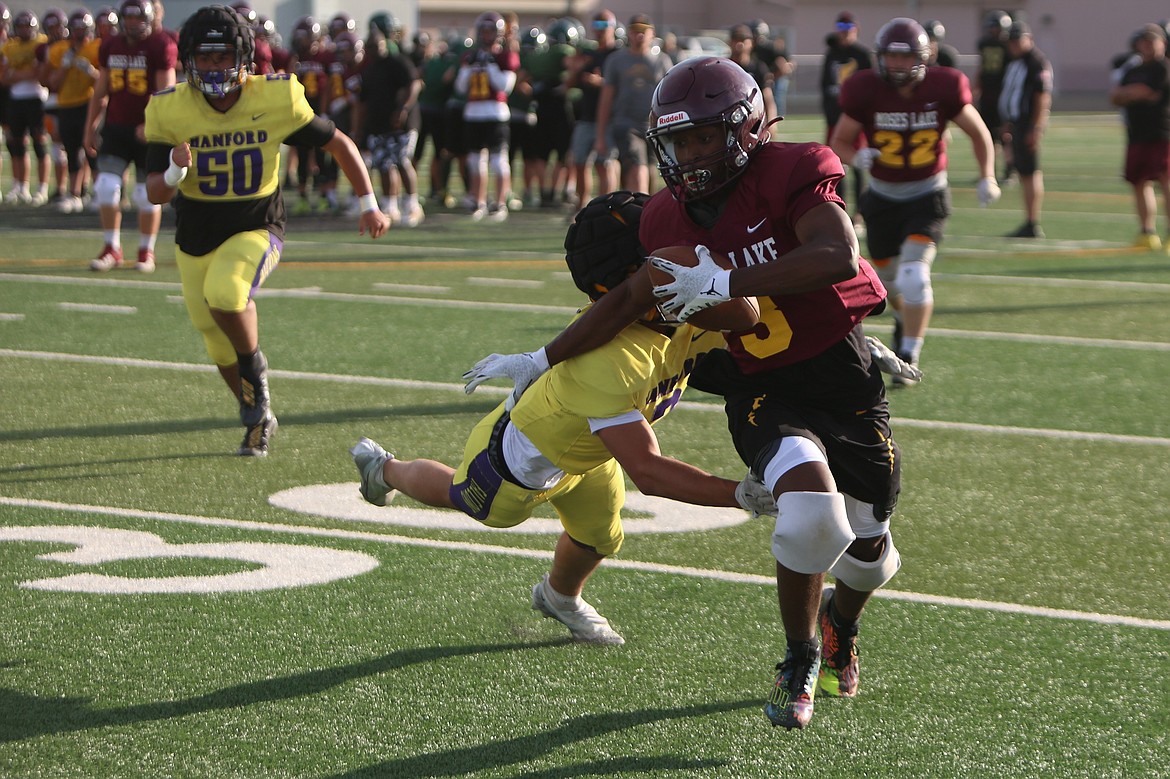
[475,11,504,50]
[875,18,930,87]
[647,56,770,202]
[118,0,154,41]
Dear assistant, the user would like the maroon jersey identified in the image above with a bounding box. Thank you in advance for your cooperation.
[99,31,177,126]
[292,49,333,110]
[252,38,274,75]
[269,46,292,74]
[641,142,887,371]
[838,66,970,183]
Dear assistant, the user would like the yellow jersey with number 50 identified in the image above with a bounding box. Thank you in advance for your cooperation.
[145,72,315,203]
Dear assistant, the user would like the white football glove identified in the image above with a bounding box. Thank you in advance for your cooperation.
[735,472,777,518]
[649,244,731,321]
[976,177,1001,208]
[865,335,923,383]
[852,147,881,172]
[462,347,550,411]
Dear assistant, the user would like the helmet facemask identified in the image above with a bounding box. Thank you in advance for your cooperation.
[648,103,758,202]
[189,43,247,97]
[181,8,253,99]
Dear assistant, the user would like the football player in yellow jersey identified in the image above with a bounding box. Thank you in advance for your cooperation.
[351,191,775,646]
[145,5,388,457]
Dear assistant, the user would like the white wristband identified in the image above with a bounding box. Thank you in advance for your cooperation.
[530,346,550,373]
[163,159,188,187]
[358,193,379,213]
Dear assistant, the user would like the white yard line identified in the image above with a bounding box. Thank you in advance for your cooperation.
[1,496,1165,632]
[3,348,1169,447]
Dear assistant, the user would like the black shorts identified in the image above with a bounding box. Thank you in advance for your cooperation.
[691,327,901,520]
[463,119,509,155]
[5,97,45,144]
[860,188,950,262]
[1009,128,1039,176]
[97,123,148,175]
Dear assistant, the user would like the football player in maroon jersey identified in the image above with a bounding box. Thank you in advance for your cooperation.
[83,0,176,272]
[831,17,998,383]
[464,56,920,730]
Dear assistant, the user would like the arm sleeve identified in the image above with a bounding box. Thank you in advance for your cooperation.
[284,114,335,147]
[145,142,172,174]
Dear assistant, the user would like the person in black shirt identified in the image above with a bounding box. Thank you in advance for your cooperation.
[1110,23,1170,250]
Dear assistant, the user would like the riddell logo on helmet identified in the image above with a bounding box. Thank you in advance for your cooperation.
[657,111,690,126]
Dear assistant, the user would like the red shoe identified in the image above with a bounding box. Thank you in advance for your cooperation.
[90,244,123,272]
[136,248,156,273]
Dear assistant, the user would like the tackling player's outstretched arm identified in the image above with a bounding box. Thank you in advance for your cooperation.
[598,418,776,516]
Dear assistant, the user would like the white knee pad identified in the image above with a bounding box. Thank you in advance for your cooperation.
[489,151,509,180]
[93,172,122,207]
[133,183,159,212]
[896,238,936,306]
[830,531,901,591]
[771,492,854,575]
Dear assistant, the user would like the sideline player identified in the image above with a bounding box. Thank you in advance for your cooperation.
[83,0,176,271]
[144,5,388,456]
[830,18,998,382]
[353,190,776,646]
[463,58,919,730]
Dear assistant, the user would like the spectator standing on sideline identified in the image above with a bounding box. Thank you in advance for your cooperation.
[354,25,425,227]
[768,32,796,118]
[1109,23,1170,251]
[975,10,1012,181]
[455,10,518,222]
[83,0,177,271]
[0,4,10,192]
[144,5,388,457]
[593,13,671,193]
[820,11,872,234]
[728,23,777,123]
[922,20,959,68]
[355,190,776,648]
[464,58,917,731]
[999,21,1052,238]
[831,18,998,384]
[565,8,618,209]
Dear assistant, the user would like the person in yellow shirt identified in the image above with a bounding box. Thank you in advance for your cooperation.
[45,9,102,212]
[1,10,49,204]
[351,190,775,646]
[145,5,388,456]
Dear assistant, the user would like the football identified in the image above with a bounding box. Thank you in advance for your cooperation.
[647,245,761,332]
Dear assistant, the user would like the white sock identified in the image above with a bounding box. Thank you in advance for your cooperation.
[544,578,583,610]
[902,336,924,362]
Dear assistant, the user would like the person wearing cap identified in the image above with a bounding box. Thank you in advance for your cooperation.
[821,12,873,234]
[1110,23,1170,251]
[592,13,671,193]
[565,8,619,208]
[728,23,777,123]
[998,21,1052,238]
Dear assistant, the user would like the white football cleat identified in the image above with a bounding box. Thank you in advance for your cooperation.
[350,437,396,507]
[531,574,625,645]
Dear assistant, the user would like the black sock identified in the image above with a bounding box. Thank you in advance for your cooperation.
[786,637,820,662]
[236,349,269,424]
[829,597,861,636]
